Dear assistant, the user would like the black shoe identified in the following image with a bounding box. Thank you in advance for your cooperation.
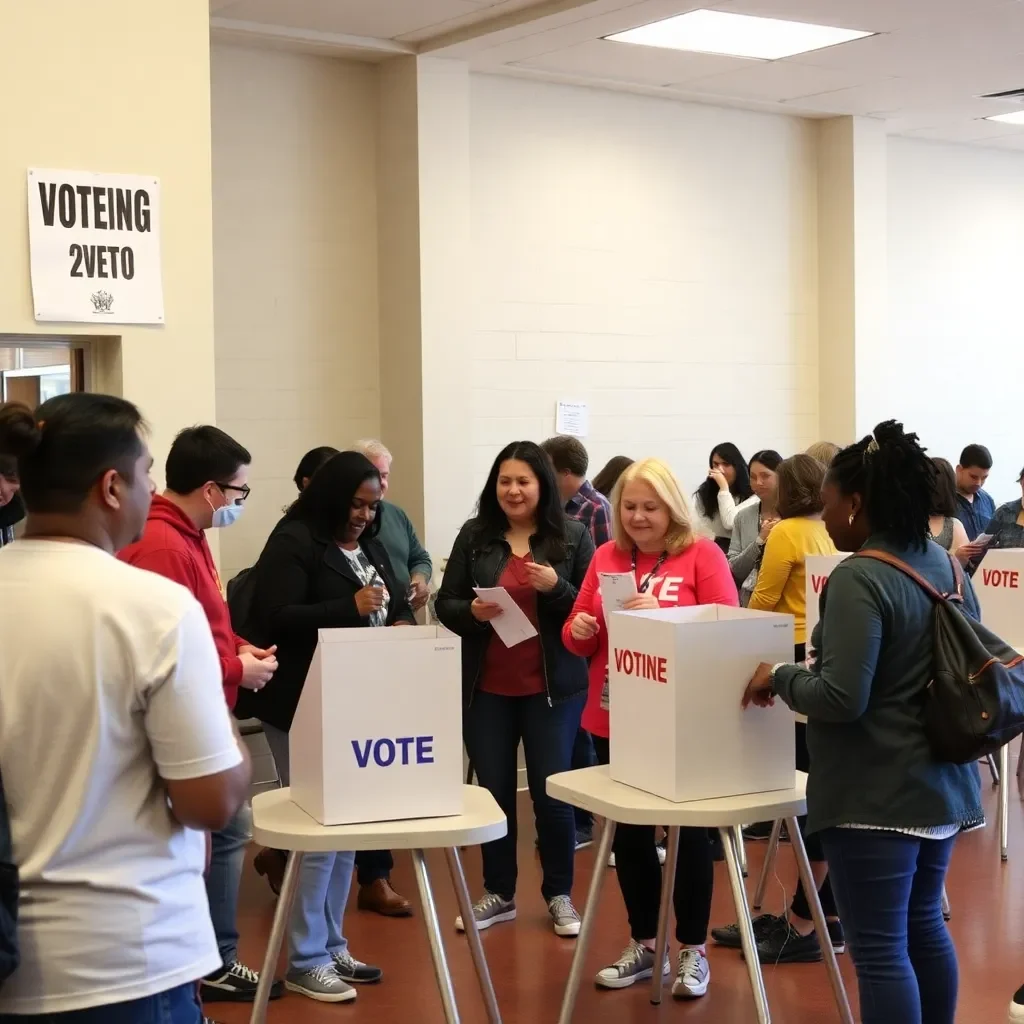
[1009,981,1024,1021]
[575,827,594,851]
[755,920,823,964]
[711,913,786,949]
[201,961,283,1002]
[825,919,846,954]
[742,821,789,842]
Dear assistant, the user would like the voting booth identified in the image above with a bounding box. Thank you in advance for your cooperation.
[805,554,850,655]
[289,626,463,826]
[976,549,1024,647]
[608,605,795,803]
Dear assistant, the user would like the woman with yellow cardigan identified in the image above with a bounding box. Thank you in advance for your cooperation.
[712,454,841,965]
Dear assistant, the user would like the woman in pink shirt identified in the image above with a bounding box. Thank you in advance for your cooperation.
[563,457,738,999]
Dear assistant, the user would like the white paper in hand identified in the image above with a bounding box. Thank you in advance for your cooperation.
[599,572,638,612]
[473,586,539,647]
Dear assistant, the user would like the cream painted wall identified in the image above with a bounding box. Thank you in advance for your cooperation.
[885,137,1024,504]
[0,0,216,473]
[211,44,380,578]
[468,74,819,502]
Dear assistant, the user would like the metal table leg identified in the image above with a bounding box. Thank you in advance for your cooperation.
[987,752,1000,786]
[940,885,951,921]
[1001,743,1011,862]
[445,847,501,1024]
[650,826,680,1005]
[722,827,771,1024]
[558,821,615,1024]
[753,819,783,911]
[735,826,748,877]
[785,817,854,1024]
[250,851,303,1024]
[412,849,460,1023]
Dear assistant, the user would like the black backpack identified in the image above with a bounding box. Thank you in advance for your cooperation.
[858,548,1024,763]
[226,566,257,638]
[0,764,19,987]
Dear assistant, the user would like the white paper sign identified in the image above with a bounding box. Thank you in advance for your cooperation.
[975,549,1024,647]
[599,571,638,612]
[555,400,589,438]
[472,586,538,647]
[805,553,850,656]
[27,168,164,324]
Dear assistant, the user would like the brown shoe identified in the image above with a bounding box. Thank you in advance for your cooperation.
[358,878,413,917]
[254,847,287,896]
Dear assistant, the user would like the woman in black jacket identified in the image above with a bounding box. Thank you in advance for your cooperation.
[436,441,594,939]
[236,451,413,1004]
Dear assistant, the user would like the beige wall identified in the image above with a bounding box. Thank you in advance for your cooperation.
[211,44,380,578]
[0,0,216,475]
[468,74,819,503]
[885,137,1024,503]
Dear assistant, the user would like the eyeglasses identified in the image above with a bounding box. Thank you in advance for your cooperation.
[216,482,251,504]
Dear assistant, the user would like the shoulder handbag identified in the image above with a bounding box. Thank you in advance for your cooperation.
[0,762,19,987]
[857,548,1024,764]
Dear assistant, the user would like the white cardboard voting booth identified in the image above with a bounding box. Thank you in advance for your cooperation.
[976,550,1024,648]
[608,605,795,803]
[805,554,850,655]
[289,626,463,826]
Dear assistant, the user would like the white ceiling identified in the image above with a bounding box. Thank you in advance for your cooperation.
[210,0,1024,148]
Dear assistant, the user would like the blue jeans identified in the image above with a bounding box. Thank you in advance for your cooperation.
[821,828,959,1024]
[463,690,584,902]
[207,801,252,966]
[0,983,202,1022]
[263,723,355,973]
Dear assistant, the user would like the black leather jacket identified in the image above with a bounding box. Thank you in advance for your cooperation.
[436,518,594,706]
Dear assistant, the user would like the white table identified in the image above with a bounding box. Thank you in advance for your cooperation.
[249,785,507,1024]
[547,766,853,1024]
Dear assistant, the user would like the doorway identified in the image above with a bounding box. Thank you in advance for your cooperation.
[0,340,85,406]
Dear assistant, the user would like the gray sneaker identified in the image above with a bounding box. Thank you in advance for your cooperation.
[284,964,357,1003]
[455,891,516,932]
[672,948,710,999]
[595,940,670,990]
[548,895,581,937]
[331,950,383,984]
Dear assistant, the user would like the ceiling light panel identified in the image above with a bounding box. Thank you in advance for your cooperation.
[605,9,875,61]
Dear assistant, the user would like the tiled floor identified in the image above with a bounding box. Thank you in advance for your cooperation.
[221,764,1023,1023]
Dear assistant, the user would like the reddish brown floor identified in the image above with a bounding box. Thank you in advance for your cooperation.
[223,764,1023,1023]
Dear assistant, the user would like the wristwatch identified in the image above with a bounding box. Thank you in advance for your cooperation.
[768,662,787,695]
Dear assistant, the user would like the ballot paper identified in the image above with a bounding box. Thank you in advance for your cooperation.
[598,571,638,612]
[974,533,995,550]
[473,586,539,647]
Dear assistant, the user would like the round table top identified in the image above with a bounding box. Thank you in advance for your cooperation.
[252,785,507,852]
[547,766,807,827]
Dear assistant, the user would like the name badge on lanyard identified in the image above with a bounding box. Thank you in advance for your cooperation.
[600,548,668,711]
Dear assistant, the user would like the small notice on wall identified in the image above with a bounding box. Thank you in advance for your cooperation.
[556,400,589,438]
[27,168,164,325]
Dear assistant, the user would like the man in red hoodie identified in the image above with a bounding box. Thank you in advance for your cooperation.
[119,426,281,1011]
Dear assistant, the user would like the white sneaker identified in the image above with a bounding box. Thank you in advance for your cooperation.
[672,948,710,999]
[657,841,667,866]
[548,894,581,937]
[455,891,516,932]
[595,940,670,990]
[608,850,616,868]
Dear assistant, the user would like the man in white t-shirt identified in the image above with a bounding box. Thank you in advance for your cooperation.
[0,394,251,1024]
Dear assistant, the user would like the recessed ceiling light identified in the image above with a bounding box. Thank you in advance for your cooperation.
[605,9,875,61]
[984,111,1024,125]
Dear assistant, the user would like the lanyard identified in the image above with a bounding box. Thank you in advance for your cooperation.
[631,547,668,594]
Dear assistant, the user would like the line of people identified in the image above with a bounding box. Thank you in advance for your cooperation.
[0,392,1014,1024]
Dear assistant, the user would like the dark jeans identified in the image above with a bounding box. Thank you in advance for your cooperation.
[571,728,597,831]
[821,829,958,1024]
[593,735,713,944]
[0,983,202,1023]
[355,848,394,886]
[464,690,584,902]
[791,720,838,920]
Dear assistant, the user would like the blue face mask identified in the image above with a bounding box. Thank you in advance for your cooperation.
[209,497,245,529]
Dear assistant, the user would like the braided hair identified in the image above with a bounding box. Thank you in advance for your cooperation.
[828,420,935,550]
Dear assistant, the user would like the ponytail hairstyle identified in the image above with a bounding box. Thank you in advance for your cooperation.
[828,420,934,550]
[0,395,145,514]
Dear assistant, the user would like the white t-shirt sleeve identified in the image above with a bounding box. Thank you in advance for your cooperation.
[144,600,244,781]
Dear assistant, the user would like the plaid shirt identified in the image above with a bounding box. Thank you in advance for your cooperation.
[565,479,612,547]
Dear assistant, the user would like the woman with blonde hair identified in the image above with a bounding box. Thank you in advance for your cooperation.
[563,458,737,999]
[806,441,840,467]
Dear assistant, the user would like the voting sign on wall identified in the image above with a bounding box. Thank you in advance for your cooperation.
[27,168,164,324]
